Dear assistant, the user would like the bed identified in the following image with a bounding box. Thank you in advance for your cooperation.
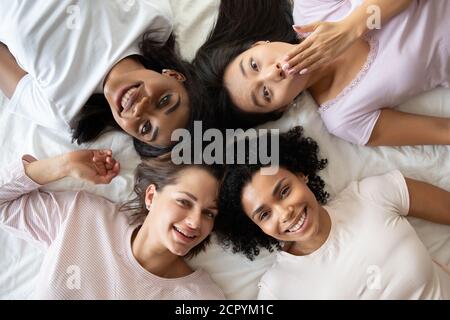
[0,0,449,300]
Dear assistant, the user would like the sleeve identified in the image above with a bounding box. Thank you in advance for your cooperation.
[293,0,358,25]
[0,156,76,249]
[257,282,279,300]
[331,109,382,145]
[5,74,71,132]
[356,170,410,217]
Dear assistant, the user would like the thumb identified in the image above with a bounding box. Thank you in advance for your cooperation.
[293,23,317,33]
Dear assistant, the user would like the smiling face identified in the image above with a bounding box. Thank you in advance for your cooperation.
[223,41,308,114]
[104,69,190,148]
[145,167,219,256]
[241,167,321,243]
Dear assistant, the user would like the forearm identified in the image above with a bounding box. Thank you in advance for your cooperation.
[342,0,412,39]
[0,42,27,99]
[405,178,450,226]
[24,154,71,185]
[368,109,450,146]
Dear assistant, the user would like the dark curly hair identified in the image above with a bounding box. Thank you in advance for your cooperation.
[193,0,300,130]
[216,126,329,260]
[71,32,206,158]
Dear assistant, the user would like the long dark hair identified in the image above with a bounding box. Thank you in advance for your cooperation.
[193,0,299,130]
[215,126,329,260]
[121,158,225,259]
[72,32,203,158]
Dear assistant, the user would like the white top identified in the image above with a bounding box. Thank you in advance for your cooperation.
[293,0,450,145]
[0,157,225,300]
[0,0,173,131]
[257,171,450,300]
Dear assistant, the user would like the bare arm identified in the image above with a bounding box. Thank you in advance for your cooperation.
[285,0,413,74]
[405,178,450,226]
[24,150,120,185]
[0,42,27,99]
[367,109,450,146]
[343,0,413,40]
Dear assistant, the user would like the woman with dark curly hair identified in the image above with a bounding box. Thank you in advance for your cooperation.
[216,127,450,299]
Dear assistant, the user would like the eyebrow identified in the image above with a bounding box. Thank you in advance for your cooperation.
[239,59,247,78]
[251,177,286,219]
[180,191,198,202]
[164,95,181,115]
[272,178,286,197]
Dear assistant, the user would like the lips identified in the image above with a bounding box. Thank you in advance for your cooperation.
[285,207,308,234]
[173,225,198,243]
[115,83,141,115]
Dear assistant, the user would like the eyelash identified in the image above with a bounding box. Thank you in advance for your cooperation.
[177,199,192,209]
[259,211,270,221]
[250,58,271,102]
[141,121,152,135]
[158,94,172,108]
[280,186,290,199]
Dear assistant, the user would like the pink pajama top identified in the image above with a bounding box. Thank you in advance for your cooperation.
[293,0,450,145]
[0,157,225,300]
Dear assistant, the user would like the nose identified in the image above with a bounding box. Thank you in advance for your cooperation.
[263,62,285,82]
[132,96,150,117]
[277,204,294,224]
[185,210,201,230]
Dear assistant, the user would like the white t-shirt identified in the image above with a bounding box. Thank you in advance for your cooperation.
[0,0,173,131]
[0,157,225,300]
[257,171,450,300]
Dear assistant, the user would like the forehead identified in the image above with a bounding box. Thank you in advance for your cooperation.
[165,167,219,198]
[224,54,252,108]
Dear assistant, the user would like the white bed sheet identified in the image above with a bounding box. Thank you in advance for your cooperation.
[1,0,449,300]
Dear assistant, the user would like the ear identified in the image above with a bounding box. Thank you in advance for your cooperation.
[251,40,270,48]
[162,69,186,82]
[296,173,309,184]
[144,184,157,208]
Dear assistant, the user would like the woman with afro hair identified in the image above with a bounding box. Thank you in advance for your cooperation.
[216,127,450,299]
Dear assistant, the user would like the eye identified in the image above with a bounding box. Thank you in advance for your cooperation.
[158,94,172,108]
[250,58,259,71]
[141,121,152,135]
[177,199,192,208]
[259,210,271,221]
[262,86,271,102]
[203,210,216,219]
[280,186,290,199]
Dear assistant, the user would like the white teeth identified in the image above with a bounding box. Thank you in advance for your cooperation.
[121,87,138,109]
[287,209,307,233]
[174,226,195,239]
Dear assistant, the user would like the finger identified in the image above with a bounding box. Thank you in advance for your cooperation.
[288,52,323,75]
[301,57,328,74]
[283,39,313,62]
[286,49,317,74]
[293,23,318,34]
[104,156,114,170]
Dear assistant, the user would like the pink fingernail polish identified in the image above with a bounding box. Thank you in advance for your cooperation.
[299,69,308,75]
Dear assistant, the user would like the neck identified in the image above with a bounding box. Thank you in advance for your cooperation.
[289,206,331,256]
[131,219,185,278]
[304,60,340,99]
[103,55,143,88]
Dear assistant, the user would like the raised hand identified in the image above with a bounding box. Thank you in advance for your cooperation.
[282,21,357,75]
[66,149,120,184]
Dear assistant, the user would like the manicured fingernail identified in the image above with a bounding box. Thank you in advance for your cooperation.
[288,69,296,75]
[282,63,290,71]
[299,68,308,75]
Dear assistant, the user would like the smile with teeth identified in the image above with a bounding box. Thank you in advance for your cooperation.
[286,208,308,233]
[120,85,139,112]
[173,226,196,239]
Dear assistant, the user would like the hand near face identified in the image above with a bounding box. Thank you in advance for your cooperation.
[283,21,357,75]
[65,149,120,184]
